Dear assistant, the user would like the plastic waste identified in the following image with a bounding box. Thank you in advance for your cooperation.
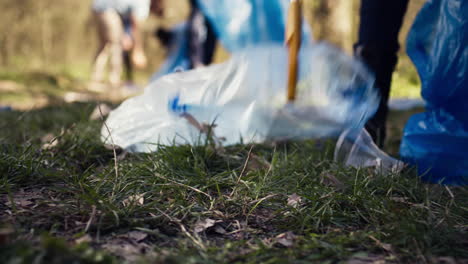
[334,129,405,175]
[102,43,378,152]
[152,0,312,78]
[400,0,468,185]
[196,0,311,52]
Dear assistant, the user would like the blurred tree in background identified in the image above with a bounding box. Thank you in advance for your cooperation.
[0,0,94,69]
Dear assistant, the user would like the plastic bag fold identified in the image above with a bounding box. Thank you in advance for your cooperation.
[400,0,468,185]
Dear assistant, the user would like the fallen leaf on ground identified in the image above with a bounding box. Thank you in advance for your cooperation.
[247,153,271,171]
[390,197,408,203]
[320,172,345,190]
[75,234,92,244]
[5,198,34,208]
[346,254,386,264]
[122,194,145,207]
[214,226,227,235]
[102,240,147,262]
[194,218,217,233]
[287,193,302,208]
[41,133,59,150]
[127,231,148,242]
[275,231,296,247]
[90,104,112,121]
[369,235,393,252]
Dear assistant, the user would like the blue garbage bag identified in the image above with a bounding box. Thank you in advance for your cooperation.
[196,0,311,52]
[400,0,468,185]
[152,0,311,77]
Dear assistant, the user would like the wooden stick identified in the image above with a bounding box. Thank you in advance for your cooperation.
[285,0,303,103]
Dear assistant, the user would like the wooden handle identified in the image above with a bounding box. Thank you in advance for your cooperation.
[286,0,302,103]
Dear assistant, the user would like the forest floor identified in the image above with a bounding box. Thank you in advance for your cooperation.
[0,71,467,264]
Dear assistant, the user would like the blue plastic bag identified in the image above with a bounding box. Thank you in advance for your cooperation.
[400,0,468,185]
[196,0,310,52]
[152,0,311,77]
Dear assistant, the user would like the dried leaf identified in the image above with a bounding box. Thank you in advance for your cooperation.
[127,231,148,242]
[320,172,345,190]
[122,194,145,207]
[247,153,271,171]
[287,193,302,208]
[41,133,59,150]
[369,235,393,253]
[390,197,408,203]
[90,104,112,121]
[390,197,428,209]
[75,234,92,244]
[275,231,296,247]
[346,254,386,264]
[102,240,143,262]
[5,198,34,208]
[214,226,227,235]
[194,218,217,233]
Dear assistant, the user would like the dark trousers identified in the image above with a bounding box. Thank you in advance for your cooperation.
[355,0,409,147]
[187,1,217,68]
[121,16,134,82]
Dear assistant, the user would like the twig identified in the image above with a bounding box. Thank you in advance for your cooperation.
[85,205,97,233]
[230,145,254,197]
[99,104,119,198]
[154,207,206,251]
[237,145,254,185]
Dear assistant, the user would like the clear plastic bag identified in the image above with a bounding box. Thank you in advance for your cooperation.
[102,43,378,152]
[400,0,468,185]
[335,129,405,175]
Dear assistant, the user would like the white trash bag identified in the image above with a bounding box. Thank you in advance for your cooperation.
[101,43,379,153]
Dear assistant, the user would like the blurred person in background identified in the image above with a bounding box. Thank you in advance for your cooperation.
[153,0,217,79]
[354,0,409,147]
[186,0,217,69]
[90,0,163,91]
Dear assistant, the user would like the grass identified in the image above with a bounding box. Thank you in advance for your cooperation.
[0,69,466,263]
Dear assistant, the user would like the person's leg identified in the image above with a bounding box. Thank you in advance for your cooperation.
[355,0,409,147]
[123,51,133,82]
[91,11,111,83]
[201,18,216,65]
[187,3,217,68]
[104,11,124,87]
[121,17,134,83]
